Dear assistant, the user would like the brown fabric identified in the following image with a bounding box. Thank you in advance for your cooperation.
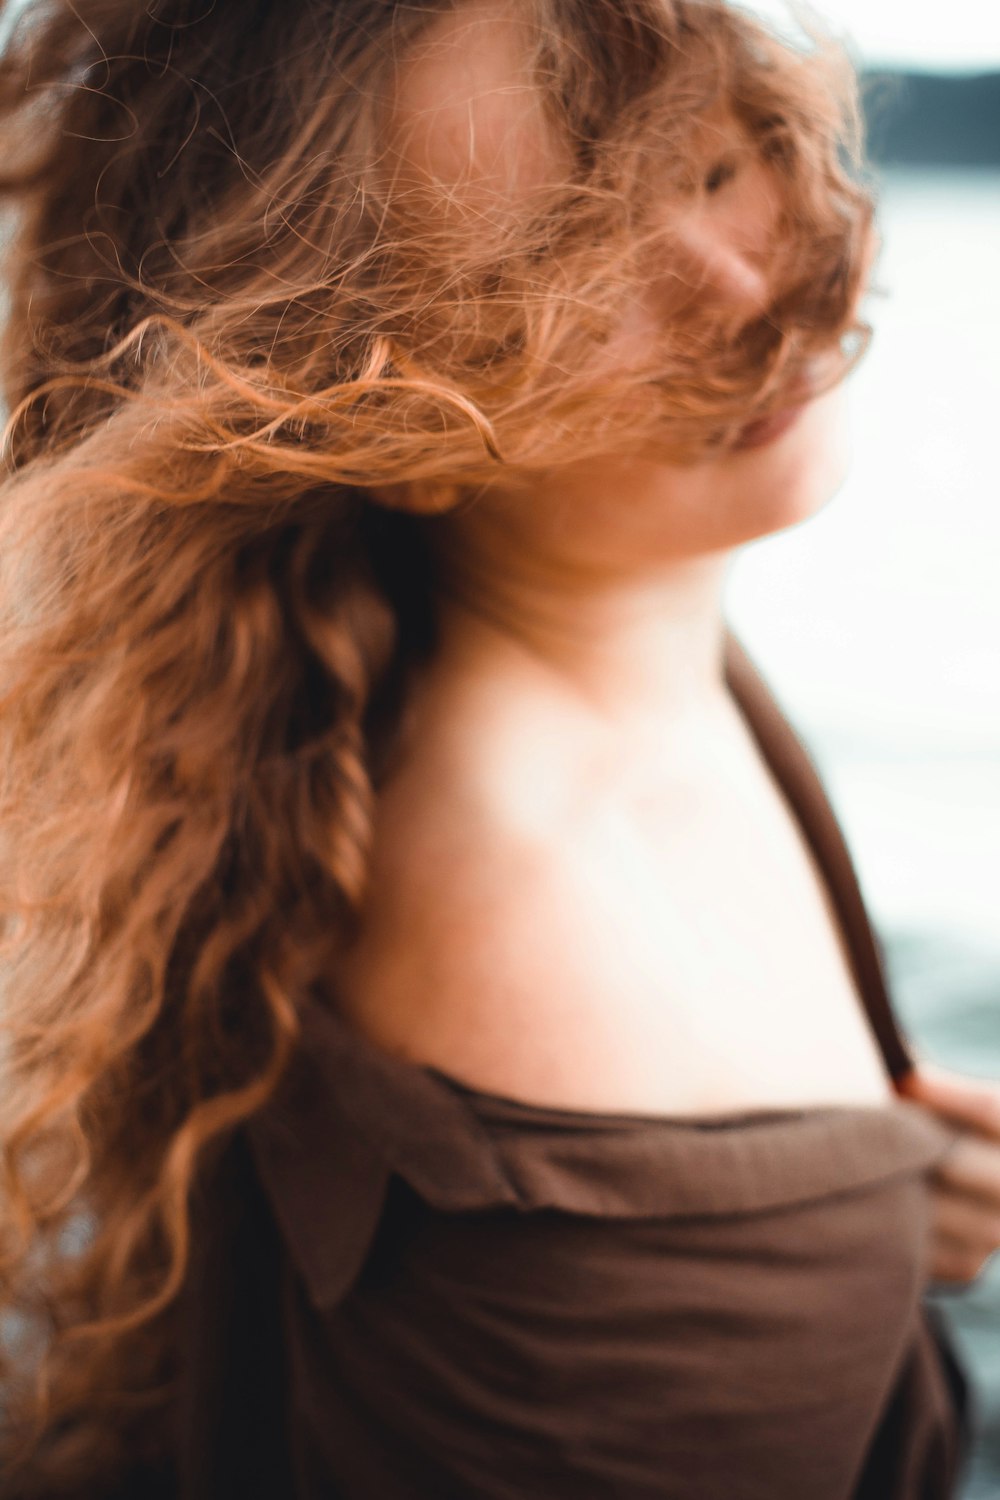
[723,634,912,1081]
[169,630,973,1499]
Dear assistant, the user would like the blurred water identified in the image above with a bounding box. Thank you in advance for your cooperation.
[728,167,1000,1499]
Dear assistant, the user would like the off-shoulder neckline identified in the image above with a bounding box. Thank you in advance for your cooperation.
[419,1059,906,1132]
[318,634,914,1127]
[246,993,960,1312]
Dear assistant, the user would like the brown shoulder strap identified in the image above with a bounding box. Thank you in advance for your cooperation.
[723,629,913,1084]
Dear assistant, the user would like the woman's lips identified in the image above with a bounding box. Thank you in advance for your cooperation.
[732,401,808,451]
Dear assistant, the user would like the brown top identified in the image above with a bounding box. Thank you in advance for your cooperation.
[167,632,973,1500]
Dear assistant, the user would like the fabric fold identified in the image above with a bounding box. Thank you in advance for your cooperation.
[212,628,972,1500]
[247,985,960,1314]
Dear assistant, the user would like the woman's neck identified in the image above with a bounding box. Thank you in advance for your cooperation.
[425,506,735,752]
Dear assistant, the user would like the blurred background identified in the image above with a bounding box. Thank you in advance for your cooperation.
[733,4,1000,1495]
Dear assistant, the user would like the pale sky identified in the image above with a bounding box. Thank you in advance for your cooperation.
[745,0,1000,71]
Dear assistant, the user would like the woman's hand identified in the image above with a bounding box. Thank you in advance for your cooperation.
[898,1061,1000,1287]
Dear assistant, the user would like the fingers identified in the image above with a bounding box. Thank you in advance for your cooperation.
[900,1065,1000,1287]
[899,1063,1000,1141]
[931,1180,1000,1248]
[932,1132,1000,1207]
[927,1157,1000,1287]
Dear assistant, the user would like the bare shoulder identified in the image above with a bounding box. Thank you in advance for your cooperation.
[329,717,635,1103]
[328,664,898,1115]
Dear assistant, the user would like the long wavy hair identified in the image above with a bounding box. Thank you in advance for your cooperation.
[0,0,875,1489]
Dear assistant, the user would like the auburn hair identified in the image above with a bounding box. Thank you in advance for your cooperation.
[0,0,875,1489]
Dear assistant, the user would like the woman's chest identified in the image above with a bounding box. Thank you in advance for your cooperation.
[546,733,894,1112]
[342,698,895,1116]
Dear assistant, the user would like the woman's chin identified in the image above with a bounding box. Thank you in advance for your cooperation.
[727,385,851,538]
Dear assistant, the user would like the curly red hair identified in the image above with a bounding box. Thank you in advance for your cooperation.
[0,0,875,1489]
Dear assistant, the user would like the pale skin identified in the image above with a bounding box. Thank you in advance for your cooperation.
[337,0,1000,1289]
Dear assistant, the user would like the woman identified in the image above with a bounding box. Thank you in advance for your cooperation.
[0,0,997,1495]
